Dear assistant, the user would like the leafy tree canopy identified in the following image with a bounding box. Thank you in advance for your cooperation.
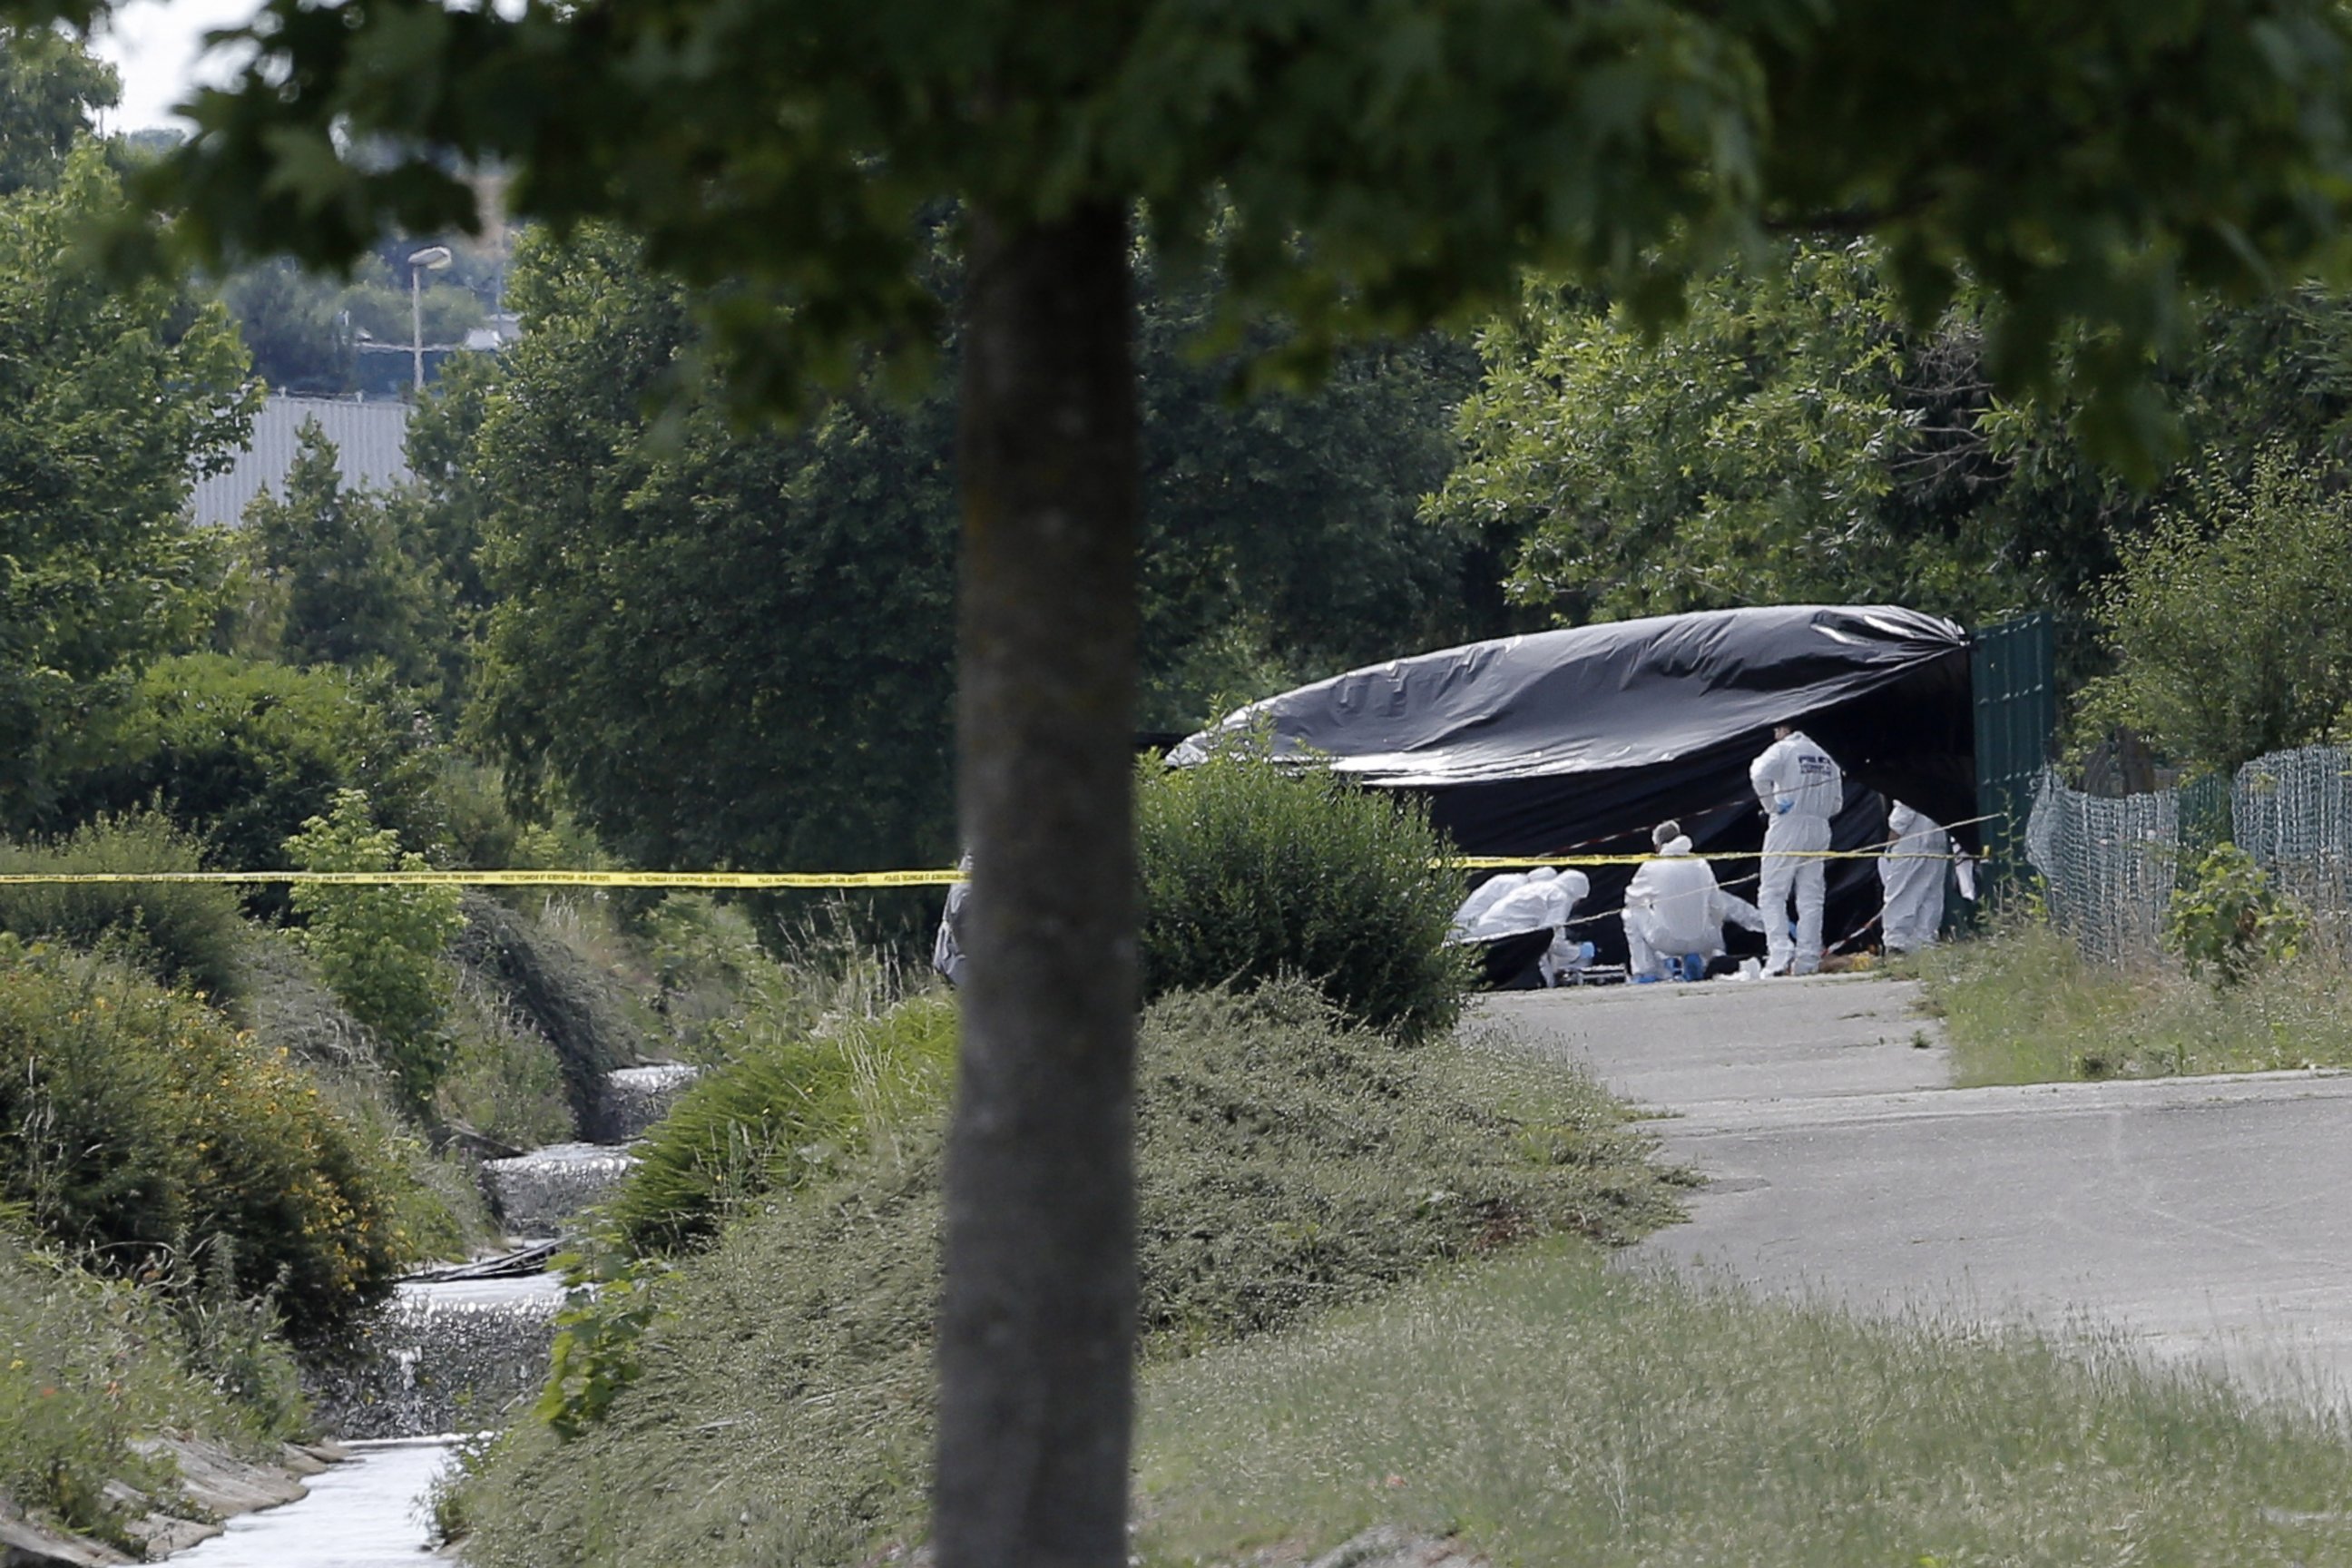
[85,0,2352,459]
[0,142,255,828]
[0,22,114,194]
[465,224,1494,875]
[230,419,468,705]
[2074,446,2352,773]
[466,223,961,877]
[1434,243,2142,630]
[1436,243,2352,706]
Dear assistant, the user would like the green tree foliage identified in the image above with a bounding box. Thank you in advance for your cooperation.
[285,789,466,1108]
[52,653,442,886]
[0,939,422,1343]
[2074,448,2352,772]
[469,228,1486,874]
[232,419,466,702]
[1135,748,1468,1041]
[1437,250,2352,684]
[1132,259,1496,728]
[1436,244,2126,630]
[0,23,113,194]
[215,259,355,393]
[0,144,255,828]
[468,225,960,877]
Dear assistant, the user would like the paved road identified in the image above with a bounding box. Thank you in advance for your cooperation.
[1485,975,2352,1406]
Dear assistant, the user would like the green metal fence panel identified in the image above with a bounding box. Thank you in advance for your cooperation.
[1971,612,2058,881]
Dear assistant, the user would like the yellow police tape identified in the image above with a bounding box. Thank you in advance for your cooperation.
[0,847,1959,891]
[0,868,964,889]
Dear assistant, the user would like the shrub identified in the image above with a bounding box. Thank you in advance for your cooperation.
[49,653,441,900]
[286,789,467,1109]
[0,940,424,1344]
[2073,446,2352,773]
[1137,748,1470,1039]
[2166,841,2308,985]
[0,813,247,1004]
[606,994,958,1253]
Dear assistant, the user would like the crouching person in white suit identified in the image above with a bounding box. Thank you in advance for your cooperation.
[1622,821,1766,983]
[1461,865,1594,987]
[1879,801,1950,955]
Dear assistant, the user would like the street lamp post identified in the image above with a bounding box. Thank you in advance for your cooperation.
[407,245,454,393]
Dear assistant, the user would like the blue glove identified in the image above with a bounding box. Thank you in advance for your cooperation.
[1776,799,1792,815]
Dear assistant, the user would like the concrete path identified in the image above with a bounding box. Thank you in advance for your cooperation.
[1484,974,2352,1406]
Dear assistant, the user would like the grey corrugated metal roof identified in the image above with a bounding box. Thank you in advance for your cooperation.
[188,395,415,527]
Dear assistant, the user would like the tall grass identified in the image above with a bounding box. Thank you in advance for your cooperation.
[1136,1243,2352,1567]
[1,1227,259,1549]
[1919,920,2352,1085]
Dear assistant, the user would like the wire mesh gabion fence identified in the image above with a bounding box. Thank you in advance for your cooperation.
[2234,745,2352,959]
[2024,745,2352,964]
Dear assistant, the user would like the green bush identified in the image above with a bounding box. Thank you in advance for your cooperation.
[1137,749,1470,1039]
[47,653,442,898]
[0,940,426,1344]
[451,981,1683,1565]
[2165,841,2308,985]
[0,813,248,1004]
[286,789,467,1109]
[606,994,958,1253]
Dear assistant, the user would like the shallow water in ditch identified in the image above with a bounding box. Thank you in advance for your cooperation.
[171,1438,457,1566]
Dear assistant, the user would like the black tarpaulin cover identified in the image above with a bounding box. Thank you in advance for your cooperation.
[1172,604,1976,965]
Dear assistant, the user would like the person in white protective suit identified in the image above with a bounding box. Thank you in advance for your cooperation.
[1449,869,1528,941]
[1749,724,1845,975]
[1622,821,1767,982]
[1878,801,1950,954]
[1465,866,1594,985]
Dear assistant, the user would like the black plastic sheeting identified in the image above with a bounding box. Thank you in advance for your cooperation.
[1171,605,1975,965]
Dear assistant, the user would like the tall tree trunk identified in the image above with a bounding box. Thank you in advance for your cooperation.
[935,200,1139,1568]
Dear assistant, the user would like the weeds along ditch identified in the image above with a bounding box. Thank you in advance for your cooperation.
[1918,917,2352,1085]
[444,979,1690,1566]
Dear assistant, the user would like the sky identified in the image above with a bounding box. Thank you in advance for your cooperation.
[91,0,262,132]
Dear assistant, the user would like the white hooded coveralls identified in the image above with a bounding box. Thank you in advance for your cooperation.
[1750,730,1844,975]
[1621,836,1766,979]
[1469,867,1589,941]
[1878,801,1949,953]
[1461,867,1592,985]
[1449,871,1527,940]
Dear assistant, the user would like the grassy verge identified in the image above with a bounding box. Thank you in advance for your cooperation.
[449,981,1686,1565]
[1,1228,275,1552]
[1136,1242,2352,1567]
[1916,921,2352,1085]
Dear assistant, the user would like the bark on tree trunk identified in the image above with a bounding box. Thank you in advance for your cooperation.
[934,200,1139,1568]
